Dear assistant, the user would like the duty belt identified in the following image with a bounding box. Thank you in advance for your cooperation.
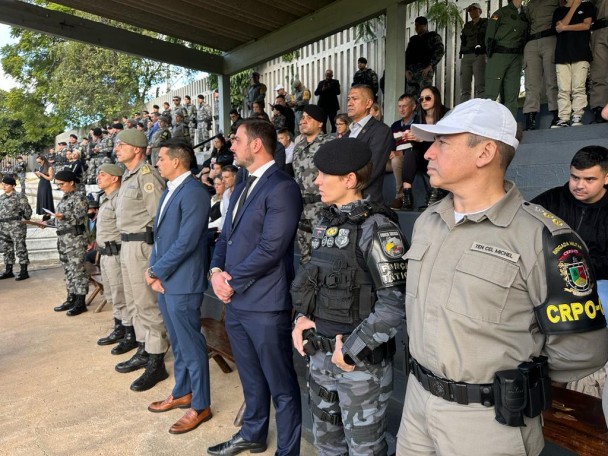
[0,216,20,222]
[593,18,608,30]
[120,232,147,242]
[528,29,555,41]
[98,243,121,256]
[57,224,86,236]
[309,333,396,365]
[302,193,322,204]
[494,45,522,54]
[410,358,494,406]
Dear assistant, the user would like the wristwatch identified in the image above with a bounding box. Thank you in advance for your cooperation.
[208,267,222,281]
[146,267,158,279]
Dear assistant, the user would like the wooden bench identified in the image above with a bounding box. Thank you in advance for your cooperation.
[543,386,608,455]
[84,263,107,313]
[201,290,245,426]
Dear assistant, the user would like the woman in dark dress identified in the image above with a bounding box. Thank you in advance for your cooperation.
[34,155,55,220]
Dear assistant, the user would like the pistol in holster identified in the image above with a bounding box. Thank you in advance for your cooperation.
[493,356,551,427]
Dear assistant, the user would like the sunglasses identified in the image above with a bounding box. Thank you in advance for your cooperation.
[419,96,433,102]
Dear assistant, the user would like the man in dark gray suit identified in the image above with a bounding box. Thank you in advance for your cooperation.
[345,85,393,203]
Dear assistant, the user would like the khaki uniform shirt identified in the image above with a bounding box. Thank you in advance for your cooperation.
[115,160,165,234]
[526,0,561,35]
[405,181,608,384]
[96,188,121,245]
[592,0,608,20]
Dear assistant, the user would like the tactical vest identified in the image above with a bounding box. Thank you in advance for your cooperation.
[309,217,374,327]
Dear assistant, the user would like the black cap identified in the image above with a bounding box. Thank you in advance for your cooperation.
[2,175,16,186]
[415,16,428,25]
[313,139,372,176]
[303,104,327,124]
[93,127,102,136]
[54,170,80,184]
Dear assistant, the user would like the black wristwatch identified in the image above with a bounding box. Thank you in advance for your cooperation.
[146,267,158,280]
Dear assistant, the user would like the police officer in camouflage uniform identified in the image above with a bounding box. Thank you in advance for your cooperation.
[292,105,334,265]
[405,16,445,97]
[171,112,191,146]
[0,175,32,281]
[52,170,90,316]
[171,95,187,126]
[245,72,267,116]
[292,139,407,455]
[183,95,197,142]
[523,0,560,130]
[14,156,27,195]
[113,129,169,392]
[485,0,528,118]
[148,116,171,167]
[196,94,212,150]
[460,3,488,102]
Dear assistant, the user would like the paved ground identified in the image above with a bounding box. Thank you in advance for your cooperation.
[0,263,315,456]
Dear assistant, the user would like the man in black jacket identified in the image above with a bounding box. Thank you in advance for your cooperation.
[532,145,608,313]
[314,69,341,133]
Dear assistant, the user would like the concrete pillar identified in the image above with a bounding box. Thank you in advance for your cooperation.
[218,74,231,135]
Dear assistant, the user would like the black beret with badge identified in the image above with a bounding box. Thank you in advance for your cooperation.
[313,138,372,176]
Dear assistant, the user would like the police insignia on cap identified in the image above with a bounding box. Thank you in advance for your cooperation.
[378,230,405,259]
[327,237,335,248]
[143,182,154,193]
[312,238,321,249]
[326,226,338,237]
[558,248,592,296]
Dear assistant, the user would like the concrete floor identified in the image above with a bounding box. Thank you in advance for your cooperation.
[0,263,315,456]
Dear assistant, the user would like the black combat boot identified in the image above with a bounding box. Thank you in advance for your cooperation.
[98,318,125,346]
[0,264,14,279]
[111,326,138,354]
[15,264,29,281]
[115,343,149,373]
[549,110,559,128]
[402,188,414,210]
[427,188,448,206]
[591,107,606,124]
[54,293,75,312]
[524,112,537,131]
[130,353,169,392]
[66,294,88,316]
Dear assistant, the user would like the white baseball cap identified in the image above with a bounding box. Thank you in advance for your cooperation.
[411,99,519,149]
[274,84,285,91]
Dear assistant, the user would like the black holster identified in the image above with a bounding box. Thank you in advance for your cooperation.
[493,356,551,427]
[145,226,154,245]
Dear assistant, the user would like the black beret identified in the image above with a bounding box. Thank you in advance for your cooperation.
[313,138,372,175]
[303,104,327,124]
[2,175,16,186]
[93,127,102,136]
[54,170,80,184]
[415,16,428,25]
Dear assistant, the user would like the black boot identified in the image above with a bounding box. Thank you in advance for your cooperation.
[15,264,29,281]
[98,318,125,346]
[111,325,138,354]
[524,112,537,131]
[66,294,88,316]
[54,293,75,312]
[0,264,14,279]
[427,188,447,206]
[115,343,149,373]
[402,188,414,210]
[592,107,606,124]
[130,353,169,392]
[550,110,559,128]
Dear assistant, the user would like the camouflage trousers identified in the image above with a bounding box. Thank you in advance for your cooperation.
[405,65,435,97]
[308,349,393,455]
[0,222,29,265]
[17,173,26,194]
[196,123,210,149]
[57,234,89,295]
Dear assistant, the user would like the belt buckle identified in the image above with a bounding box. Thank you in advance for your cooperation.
[428,376,451,401]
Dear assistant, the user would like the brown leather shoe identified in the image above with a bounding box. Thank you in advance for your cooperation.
[148,393,192,413]
[169,407,212,434]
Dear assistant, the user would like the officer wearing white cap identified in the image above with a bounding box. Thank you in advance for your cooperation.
[396,99,608,455]
[113,128,169,392]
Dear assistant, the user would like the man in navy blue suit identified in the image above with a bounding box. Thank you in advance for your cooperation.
[145,138,213,434]
[207,119,303,456]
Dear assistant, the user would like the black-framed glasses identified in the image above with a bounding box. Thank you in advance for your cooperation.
[419,96,433,102]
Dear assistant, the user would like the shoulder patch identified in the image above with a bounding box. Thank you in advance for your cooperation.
[521,202,569,234]
[143,182,155,194]
[141,165,151,175]
[367,222,409,290]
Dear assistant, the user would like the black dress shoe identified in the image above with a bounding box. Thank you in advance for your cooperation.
[207,433,267,455]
